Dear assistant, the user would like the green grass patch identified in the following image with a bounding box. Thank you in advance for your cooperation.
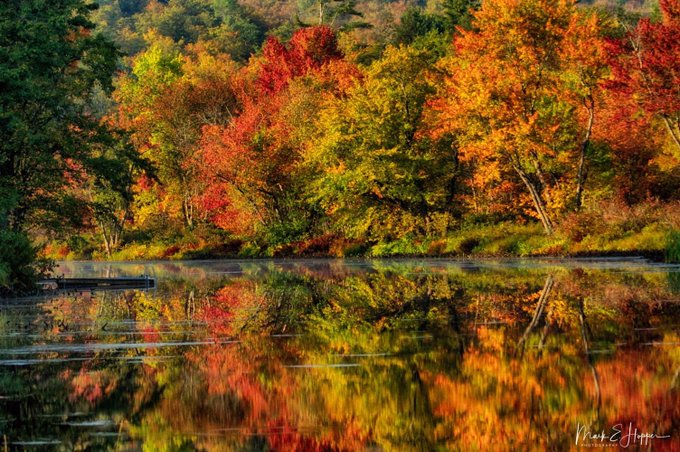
[40,209,677,262]
[573,223,667,255]
[369,236,429,257]
[441,222,561,256]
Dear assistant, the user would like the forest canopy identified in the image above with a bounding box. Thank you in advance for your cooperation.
[1,0,679,291]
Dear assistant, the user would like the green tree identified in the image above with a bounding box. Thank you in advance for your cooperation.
[393,7,448,46]
[80,134,149,257]
[90,0,149,55]
[0,0,119,290]
[0,0,118,231]
[442,0,480,30]
[211,0,267,61]
[305,45,458,242]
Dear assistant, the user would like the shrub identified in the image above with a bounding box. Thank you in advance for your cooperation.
[238,241,262,258]
[290,234,336,256]
[327,238,368,257]
[162,245,181,258]
[559,210,606,242]
[427,239,447,255]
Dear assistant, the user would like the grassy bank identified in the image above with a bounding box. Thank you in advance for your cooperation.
[39,201,680,262]
[41,220,678,262]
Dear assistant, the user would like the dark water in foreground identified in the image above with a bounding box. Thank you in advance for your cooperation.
[1,259,679,451]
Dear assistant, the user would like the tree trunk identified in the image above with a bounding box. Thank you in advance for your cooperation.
[662,115,680,154]
[517,274,554,353]
[101,223,112,258]
[531,155,552,206]
[578,299,601,413]
[512,163,554,235]
[182,196,193,229]
[575,96,595,211]
[111,225,120,250]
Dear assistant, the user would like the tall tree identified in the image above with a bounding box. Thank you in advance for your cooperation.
[393,7,448,46]
[560,9,612,210]
[0,0,119,232]
[608,0,680,157]
[432,0,596,234]
[305,45,457,241]
[199,26,357,242]
[71,132,148,257]
[116,38,239,230]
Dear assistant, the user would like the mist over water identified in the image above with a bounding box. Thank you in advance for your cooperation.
[1,259,679,450]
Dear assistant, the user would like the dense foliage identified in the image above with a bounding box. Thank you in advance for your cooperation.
[0,0,132,291]
[2,0,678,273]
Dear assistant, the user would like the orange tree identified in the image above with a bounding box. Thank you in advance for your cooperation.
[432,0,609,233]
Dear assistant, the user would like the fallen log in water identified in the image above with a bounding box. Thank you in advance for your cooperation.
[38,276,156,291]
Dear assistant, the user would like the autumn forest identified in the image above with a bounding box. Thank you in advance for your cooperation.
[1,0,680,292]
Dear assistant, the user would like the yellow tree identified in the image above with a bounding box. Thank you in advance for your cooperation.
[116,37,239,231]
[433,0,601,234]
[560,10,612,210]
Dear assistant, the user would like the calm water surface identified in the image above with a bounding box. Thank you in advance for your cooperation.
[1,259,679,450]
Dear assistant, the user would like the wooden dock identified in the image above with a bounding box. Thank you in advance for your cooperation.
[39,276,156,291]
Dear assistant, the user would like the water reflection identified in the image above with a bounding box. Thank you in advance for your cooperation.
[1,259,679,450]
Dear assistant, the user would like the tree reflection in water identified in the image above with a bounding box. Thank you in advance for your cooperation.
[0,260,678,450]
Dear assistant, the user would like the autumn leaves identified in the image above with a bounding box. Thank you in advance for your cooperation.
[114,0,680,252]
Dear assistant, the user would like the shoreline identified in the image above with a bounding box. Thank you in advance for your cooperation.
[50,251,669,264]
[45,246,670,263]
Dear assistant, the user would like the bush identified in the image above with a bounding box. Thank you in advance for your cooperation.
[369,236,427,257]
[339,241,368,257]
[559,211,606,242]
[238,241,262,258]
[0,230,40,296]
[427,239,447,255]
[291,234,336,256]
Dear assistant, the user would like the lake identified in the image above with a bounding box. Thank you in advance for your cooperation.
[1,259,679,450]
